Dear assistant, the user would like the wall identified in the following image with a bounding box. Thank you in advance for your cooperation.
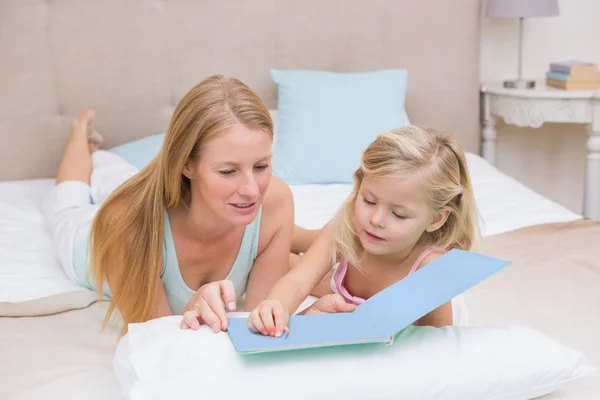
[480,0,600,214]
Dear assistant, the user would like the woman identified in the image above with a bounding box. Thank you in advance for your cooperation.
[43,75,350,336]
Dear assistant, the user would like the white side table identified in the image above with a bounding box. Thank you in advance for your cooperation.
[480,81,600,220]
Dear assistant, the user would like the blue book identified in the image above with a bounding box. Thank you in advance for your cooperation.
[226,249,511,354]
[546,71,570,82]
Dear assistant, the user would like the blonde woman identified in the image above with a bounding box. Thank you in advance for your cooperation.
[247,126,481,337]
[43,75,345,336]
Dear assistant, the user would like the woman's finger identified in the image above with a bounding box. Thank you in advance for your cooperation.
[182,309,200,330]
[202,283,228,331]
[219,280,237,312]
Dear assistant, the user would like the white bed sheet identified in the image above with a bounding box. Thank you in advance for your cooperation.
[0,179,86,303]
[0,153,581,304]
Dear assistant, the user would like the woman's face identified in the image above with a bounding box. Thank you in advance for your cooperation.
[184,122,273,227]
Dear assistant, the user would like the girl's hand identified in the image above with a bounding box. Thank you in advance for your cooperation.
[180,280,236,332]
[301,293,357,315]
[247,299,290,337]
[247,293,357,337]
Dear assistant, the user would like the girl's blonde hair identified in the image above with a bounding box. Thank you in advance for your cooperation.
[90,75,273,335]
[330,125,480,267]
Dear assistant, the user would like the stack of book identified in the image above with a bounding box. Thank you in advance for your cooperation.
[546,60,600,90]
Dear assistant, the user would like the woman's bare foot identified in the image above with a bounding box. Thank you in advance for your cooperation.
[88,128,103,152]
[69,108,96,142]
[68,108,103,153]
[56,109,98,184]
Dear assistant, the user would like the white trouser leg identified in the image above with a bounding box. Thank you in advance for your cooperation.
[90,150,139,204]
[42,151,138,284]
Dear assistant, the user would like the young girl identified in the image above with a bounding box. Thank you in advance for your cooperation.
[247,125,481,337]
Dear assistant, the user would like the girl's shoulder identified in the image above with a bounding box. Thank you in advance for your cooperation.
[410,246,447,274]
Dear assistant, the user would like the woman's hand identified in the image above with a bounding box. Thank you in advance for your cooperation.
[180,280,237,332]
[301,293,357,315]
[247,299,290,337]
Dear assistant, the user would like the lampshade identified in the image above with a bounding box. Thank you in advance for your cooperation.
[486,0,559,18]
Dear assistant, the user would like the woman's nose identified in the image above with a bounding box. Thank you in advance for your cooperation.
[238,175,259,198]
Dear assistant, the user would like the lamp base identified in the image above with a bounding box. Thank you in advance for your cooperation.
[503,79,536,89]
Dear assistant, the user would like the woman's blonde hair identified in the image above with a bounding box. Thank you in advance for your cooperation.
[90,75,273,335]
[330,125,480,267]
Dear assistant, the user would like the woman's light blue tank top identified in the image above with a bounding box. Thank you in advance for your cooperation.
[72,208,262,316]
[160,208,262,315]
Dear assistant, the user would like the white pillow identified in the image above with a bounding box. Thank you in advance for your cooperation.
[114,316,596,400]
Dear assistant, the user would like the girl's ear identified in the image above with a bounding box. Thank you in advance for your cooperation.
[426,207,451,233]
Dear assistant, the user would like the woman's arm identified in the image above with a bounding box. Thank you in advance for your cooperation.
[150,280,173,319]
[103,241,173,321]
[243,177,295,310]
[291,225,321,254]
[100,200,173,322]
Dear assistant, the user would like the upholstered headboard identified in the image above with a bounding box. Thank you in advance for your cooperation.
[0,0,481,180]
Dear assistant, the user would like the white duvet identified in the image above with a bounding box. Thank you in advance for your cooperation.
[0,153,580,303]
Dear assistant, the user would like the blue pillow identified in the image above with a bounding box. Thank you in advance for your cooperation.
[109,133,165,170]
[270,69,408,184]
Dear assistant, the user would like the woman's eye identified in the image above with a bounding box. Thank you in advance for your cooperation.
[255,164,270,171]
[219,170,235,176]
[363,198,375,205]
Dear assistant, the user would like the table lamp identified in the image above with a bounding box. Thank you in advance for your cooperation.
[485,0,559,89]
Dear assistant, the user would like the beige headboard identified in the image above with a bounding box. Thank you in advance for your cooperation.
[0,0,481,180]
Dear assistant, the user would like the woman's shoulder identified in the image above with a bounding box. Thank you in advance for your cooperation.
[263,176,293,211]
[257,176,294,252]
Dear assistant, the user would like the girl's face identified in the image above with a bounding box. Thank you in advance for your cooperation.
[353,174,445,258]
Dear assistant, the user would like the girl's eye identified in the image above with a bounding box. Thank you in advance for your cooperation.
[219,170,235,176]
[255,164,270,171]
[363,197,375,205]
[393,213,407,220]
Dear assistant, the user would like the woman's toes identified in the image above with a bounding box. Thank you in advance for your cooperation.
[70,108,96,139]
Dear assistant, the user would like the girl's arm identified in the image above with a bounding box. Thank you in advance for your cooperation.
[247,225,335,336]
[266,224,335,314]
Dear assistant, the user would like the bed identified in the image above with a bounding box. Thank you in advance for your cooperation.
[1,1,598,399]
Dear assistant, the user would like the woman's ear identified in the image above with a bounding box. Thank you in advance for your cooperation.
[426,207,451,233]
[182,163,194,180]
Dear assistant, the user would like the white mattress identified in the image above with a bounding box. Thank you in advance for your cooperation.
[0,152,581,304]
[0,152,592,400]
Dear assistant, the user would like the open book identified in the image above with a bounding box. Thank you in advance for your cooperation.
[226,249,511,354]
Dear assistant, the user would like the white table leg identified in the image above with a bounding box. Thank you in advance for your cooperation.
[481,93,497,165]
[585,125,600,220]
